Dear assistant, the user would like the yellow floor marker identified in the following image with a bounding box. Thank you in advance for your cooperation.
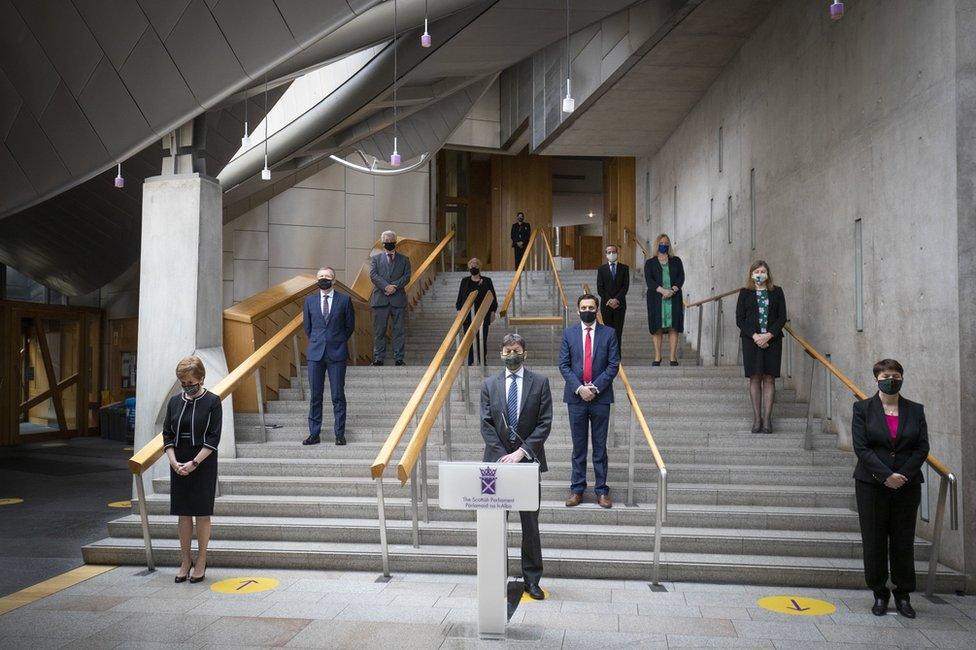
[519,588,550,603]
[211,576,279,594]
[107,500,131,508]
[757,595,836,616]
[0,565,115,615]
[0,498,24,506]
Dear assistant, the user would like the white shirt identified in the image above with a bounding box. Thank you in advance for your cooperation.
[505,366,524,422]
[577,321,598,395]
[320,289,334,318]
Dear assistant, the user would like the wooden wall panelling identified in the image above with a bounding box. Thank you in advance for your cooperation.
[490,151,553,271]
[603,157,637,269]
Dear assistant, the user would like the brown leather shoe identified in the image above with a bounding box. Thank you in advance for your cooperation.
[565,493,582,507]
[597,494,612,509]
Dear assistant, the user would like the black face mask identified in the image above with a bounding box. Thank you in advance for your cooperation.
[383,241,396,251]
[317,278,333,290]
[181,383,201,396]
[878,378,903,395]
[469,267,480,276]
[579,311,597,324]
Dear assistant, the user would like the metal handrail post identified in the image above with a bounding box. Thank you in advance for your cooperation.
[291,335,305,401]
[444,371,454,459]
[652,470,665,585]
[825,353,832,426]
[410,463,420,548]
[376,478,391,577]
[134,474,155,571]
[925,474,950,596]
[420,444,430,524]
[716,299,724,364]
[712,302,721,365]
[696,306,703,366]
[626,407,637,507]
[255,368,268,443]
[455,332,465,402]
[803,354,816,451]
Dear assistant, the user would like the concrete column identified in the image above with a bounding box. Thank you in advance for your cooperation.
[133,173,236,496]
[955,0,976,592]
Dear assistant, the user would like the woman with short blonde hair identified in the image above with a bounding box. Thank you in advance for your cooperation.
[735,261,787,433]
[644,233,685,366]
[456,257,497,365]
[163,355,222,583]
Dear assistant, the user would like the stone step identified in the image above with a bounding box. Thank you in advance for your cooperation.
[80,537,965,591]
[152,476,855,508]
[134,494,861,532]
[104,514,932,560]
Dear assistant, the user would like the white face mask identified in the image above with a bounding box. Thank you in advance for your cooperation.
[607,253,618,262]
[753,274,768,285]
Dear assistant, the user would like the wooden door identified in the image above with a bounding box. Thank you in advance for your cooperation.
[579,236,605,270]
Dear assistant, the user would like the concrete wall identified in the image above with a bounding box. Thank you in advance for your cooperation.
[222,161,430,306]
[637,0,967,569]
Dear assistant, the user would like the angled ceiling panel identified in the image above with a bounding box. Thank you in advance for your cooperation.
[77,58,153,158]
[0,145,32,208]
[38,83,109,176]
[210,0,298,76]
[0,68,22,139]
[5,111,69,196]
[273,0,364,47]
[164,0,245,103]
[137,0,193,40]
[74,0,150,69]
[0,0,60,117]
[120,30,200,130]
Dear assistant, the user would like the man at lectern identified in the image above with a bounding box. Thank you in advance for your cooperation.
[480,333,552,600]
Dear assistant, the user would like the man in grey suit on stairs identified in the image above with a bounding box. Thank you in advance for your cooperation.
[480,333,552,600]
[369,230,411,366]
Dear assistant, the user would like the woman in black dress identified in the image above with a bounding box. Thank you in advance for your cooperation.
[456,258,498,365]
[644,233,684,366]
[163,355,222,583]
[735,261,787,433]
[852,359,928,619]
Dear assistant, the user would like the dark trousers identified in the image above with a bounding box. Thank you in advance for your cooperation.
[600,305,626,354]
[567,402,611,495]
[463,317,490,365]
[372,305,405,362]
[308,357,347,439]
[855,479,921,599]
[513,244,527,268]
[512,484,543,586]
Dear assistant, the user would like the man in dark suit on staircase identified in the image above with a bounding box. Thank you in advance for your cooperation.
[511,212,531,268]
[480,333,552,600]
[369,230,411,366]
[596,243,629,354]
[302,267,355,446]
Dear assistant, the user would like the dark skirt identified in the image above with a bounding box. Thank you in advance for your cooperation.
[170,440,218,516]
[742,336,783,378]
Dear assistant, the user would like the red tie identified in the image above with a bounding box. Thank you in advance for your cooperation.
[583,327,593,384]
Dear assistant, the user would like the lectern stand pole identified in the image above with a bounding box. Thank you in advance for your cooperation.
[476,509,508,638]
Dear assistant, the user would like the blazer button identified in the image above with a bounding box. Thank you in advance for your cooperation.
[890,452,896,457]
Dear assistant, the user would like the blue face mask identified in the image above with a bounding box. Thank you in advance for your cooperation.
[658,244,669,254]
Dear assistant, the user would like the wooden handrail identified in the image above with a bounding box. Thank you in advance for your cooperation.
[684,288,739,309]
[370,289,479,479]
[583,283,665,470]
[689,288,955,479]
[499,228,539,316]
[405,231,454,292]
[625,227,649,258]
[396,293,494,483]
[539,229,568,308]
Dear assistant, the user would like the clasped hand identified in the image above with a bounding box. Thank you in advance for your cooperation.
[172,460,194,476]
[884,473,907,489]
[752,332,773,348]
[579,385,598,402]
[383,284,397,296]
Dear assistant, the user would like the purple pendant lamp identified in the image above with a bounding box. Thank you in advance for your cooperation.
[114,163,124,188]
[421,0,432,47]
[390,0,401,166]
[830,1,844,20]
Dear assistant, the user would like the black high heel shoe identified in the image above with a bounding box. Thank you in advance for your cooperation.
[751,420,762,434]
[175,563,193,583]
[189,563,206,583]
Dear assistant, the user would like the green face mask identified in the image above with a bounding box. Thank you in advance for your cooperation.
[878,378,902,395]
[501,353,524,371]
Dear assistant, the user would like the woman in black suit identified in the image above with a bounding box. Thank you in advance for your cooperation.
[644,233,684,366]
[456,258,497,365]
[735,260,787,433]
[853,358,929,619]
[163,355,222,584]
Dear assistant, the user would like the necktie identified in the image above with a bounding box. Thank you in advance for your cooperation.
[506,374,519,442]
[387,253,394,265]
[610,263,615,278]
[322,293,330,321]
[583,327,593,384]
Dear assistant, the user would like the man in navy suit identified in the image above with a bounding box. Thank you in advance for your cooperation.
[559,293,620,508]
[302,266,355,446]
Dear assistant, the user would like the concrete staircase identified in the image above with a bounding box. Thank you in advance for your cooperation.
[84,269,965,591]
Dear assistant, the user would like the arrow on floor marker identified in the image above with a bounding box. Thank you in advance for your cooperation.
[788,599,810,612]
[236,580,259,590]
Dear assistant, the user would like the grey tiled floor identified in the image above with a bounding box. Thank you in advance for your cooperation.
[2,567,976,648]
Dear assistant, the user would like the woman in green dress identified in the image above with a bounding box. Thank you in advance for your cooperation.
[644,233,685,366]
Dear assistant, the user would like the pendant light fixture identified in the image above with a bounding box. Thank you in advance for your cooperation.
[829,1,844,20]
[390,0,401,167]
[261,74,271,180]
[421,0,432,47]
[241,94,250,148]
[562,0,575,113]
[114,163,124,188]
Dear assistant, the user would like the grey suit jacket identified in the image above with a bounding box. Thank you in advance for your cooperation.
[480,368,551,473]
[369,251,411,308]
